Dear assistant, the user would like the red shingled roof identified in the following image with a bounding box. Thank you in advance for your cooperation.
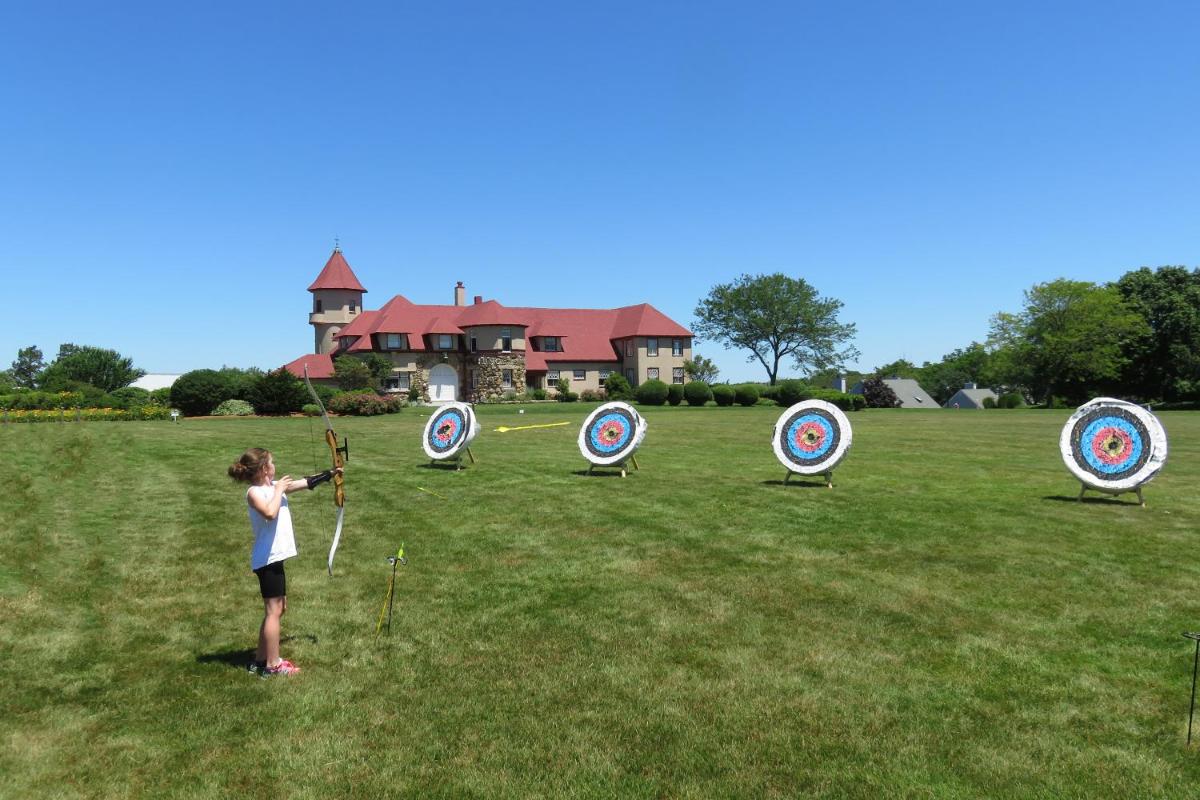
[307,249,367,293]
[289,289,691,376]
[284,352,334,380]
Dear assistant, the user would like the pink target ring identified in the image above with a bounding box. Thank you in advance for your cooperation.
[792,421,826,453]
[1090,426,1132,465]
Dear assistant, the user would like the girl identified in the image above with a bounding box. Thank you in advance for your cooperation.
[228,447,342,677]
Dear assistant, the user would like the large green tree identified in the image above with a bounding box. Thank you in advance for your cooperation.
[918,343,992,404]
[986,279,1148,405]
[39,345,144,393]
[682,355,720,384]
[693,273,858,385]
[10,346,44,389]
[1115,265,1200,401]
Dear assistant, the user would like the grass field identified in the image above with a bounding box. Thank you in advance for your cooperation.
[2,403,1199,798]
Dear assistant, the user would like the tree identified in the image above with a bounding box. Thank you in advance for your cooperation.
[872,358,920,380]
[333,356,375,391]
[0,369,14,394]
[693,273,858,385]
[10,346,44,389]
[39,345,144,393]
[170,369,232,416]
[248,368,308,415]
[986,279,1149,405]
[682,355,720,383]
[860,377,901,408]
[1115,266,1200,401]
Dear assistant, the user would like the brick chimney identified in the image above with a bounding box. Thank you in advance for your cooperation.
[454,281,465,306]
[473,295,483,305]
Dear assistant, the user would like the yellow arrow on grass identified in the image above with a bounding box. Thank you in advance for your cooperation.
[494,421,571,433]
[417,487,447,500]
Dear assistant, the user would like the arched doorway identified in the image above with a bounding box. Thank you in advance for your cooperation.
[428,364,458,403]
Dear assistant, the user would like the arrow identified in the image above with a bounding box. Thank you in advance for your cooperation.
[494,421,571,433]
[417,486,446,500]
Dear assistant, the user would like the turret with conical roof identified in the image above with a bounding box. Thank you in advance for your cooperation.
[309,248,367,354]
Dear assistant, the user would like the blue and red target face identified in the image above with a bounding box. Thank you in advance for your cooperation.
[779,408,840,467]
[585,409,636,458]
[1069,407,1149,480]
[427,408,467,454]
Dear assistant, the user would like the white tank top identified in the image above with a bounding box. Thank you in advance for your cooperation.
[247,483,298,570]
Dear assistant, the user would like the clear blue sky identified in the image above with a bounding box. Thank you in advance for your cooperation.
[2,2,1196,382]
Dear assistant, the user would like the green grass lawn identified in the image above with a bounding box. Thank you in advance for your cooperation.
[2,404,1199,798]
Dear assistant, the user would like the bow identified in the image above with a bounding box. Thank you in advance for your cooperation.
[303,365,348,576]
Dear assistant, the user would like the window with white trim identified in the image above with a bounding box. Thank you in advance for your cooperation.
[599,369,611,382]
[573,369,585,380]
[672,367,684,384]
[672,338,683,356]
[501,328,512,352]
[547,370,560,384]
[502,369,513,388]
[647,367,660,381]
[647,338,658,357]
[399,372,412,390]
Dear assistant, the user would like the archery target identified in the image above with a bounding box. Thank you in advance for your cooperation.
[422,402,480,460]
[772,400,853,475]
[1060,397,1167,492]
[578,402,648,466]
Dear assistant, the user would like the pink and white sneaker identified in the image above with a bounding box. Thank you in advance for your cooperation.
[264,659,300,676]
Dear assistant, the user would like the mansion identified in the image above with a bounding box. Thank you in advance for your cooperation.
[284,249,694,403]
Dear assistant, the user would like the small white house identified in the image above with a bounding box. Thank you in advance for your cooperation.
[131,374,182,392]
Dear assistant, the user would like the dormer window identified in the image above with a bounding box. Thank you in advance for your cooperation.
[501,328,512,352]
[385,333,407,350]
[543,336,560,352]
[438,334,455,350]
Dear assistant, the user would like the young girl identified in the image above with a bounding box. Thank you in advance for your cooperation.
[228,448,342,677]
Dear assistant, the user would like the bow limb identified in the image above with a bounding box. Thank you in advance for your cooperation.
[303,365,349,576]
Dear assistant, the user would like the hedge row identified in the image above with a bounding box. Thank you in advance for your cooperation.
[1,406,174,423]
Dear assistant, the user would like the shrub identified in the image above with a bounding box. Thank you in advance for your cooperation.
[982,396,997,409]
[605,373,633,400]
[712,384,736,406]
[559,391,579,402]
[684,381,712,406]
[806,388,857,411]
[327,392,403,415]
[759,384,779,402]
[998,392,1026,409]
[635,379,670,406]
[149,387,172,406]
[555,377,571,397]
[107,386,151,409]
[667,384,684,406]
[170,370,231,417]
[850,394,867,411]
[861,378,902,408]
[301,403,323,417]
[734,385,759,406]
[775,379,809,407]
[212,399,256,416]
[503,389,519,401]
[248,368,310,415]
[529,388,548,401]
[580,389,606,402]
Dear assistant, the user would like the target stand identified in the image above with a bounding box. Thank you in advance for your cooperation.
[772,400,853,488]
[1060,398,1167,508]
[578,402,648,478]
[422,402,481,471]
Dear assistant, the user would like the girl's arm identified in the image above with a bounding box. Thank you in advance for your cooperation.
[247,478,292,520]
[285,467,344,494]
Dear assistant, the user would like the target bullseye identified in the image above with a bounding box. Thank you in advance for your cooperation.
[772,400,852,481]
[1060,397,1166,497]
[579,402,647,468]
[422,402,480,462]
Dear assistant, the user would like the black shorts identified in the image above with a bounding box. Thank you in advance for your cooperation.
[254,561,286,599]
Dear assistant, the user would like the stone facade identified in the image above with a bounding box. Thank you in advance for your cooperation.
[470,354,526,403]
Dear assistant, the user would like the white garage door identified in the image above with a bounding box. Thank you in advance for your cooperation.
[428,364,458,403]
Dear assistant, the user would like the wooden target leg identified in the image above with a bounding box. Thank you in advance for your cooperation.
[631,456,640,472]
[466,447,475,464]
[826,472,833,489]
[1136,486,1145,507]
[784,471,791,485]
[1078,482,1087,502]
[620,463,627,478]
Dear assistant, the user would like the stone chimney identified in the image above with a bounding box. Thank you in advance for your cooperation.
[474,295,483,305]
[454,281,465,306]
